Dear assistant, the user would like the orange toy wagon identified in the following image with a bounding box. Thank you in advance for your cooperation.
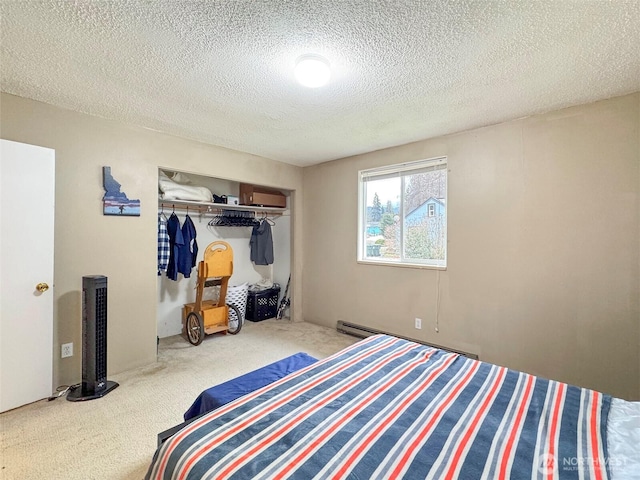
[183,241,242,345]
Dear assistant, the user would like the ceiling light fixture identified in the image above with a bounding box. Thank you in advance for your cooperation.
[294,55,331,88]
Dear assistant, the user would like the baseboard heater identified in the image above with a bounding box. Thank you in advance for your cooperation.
[336,321,478,360]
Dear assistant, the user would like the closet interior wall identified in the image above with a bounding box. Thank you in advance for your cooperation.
[157,170,291,338]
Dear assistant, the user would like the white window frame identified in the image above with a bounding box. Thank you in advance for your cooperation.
[357,157,447,269]
[428,203,435,217]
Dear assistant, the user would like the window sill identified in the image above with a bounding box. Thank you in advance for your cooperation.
[357,259,447,271]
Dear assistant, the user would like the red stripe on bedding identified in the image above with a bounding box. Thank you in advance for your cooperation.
[546,382,566,480]
[498,374,535,479]
[389,360,482,478]
[185,340,420,478]
[153,335,391,479]
[590,391,605,480]
[443,366,508,480]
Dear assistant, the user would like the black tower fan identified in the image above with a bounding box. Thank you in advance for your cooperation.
[67,275,119,401]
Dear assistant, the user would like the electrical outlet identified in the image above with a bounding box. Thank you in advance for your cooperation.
[415,318,422,330]
[61,343,73,358]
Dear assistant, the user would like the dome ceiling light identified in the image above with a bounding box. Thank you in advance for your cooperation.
[294,55,331,88]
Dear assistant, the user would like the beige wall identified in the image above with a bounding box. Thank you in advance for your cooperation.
[0,93,304,388]
[303,93,640,400]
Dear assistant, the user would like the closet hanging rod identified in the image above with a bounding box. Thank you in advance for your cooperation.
[158,200,288,217]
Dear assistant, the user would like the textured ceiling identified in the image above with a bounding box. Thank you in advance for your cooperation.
[1,1,639,167]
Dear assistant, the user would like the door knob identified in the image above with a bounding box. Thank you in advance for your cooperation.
[36,282,49,293]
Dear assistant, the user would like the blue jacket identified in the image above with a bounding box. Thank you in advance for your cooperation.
[166,213,184,281]
[177,214,198,278]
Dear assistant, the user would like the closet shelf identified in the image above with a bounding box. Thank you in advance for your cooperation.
[158,198,288,216]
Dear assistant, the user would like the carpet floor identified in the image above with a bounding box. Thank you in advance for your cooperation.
[0,320,357,480]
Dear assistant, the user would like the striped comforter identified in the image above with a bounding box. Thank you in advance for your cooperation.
[146,335,611,479]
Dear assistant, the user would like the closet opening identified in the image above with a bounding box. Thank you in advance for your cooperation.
[156,169,292,340]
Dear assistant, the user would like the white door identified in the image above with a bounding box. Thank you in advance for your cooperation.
[0,139,55,412]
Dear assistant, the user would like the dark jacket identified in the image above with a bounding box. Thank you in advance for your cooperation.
[166,213,184,281]
[177,214,198,278]
[250,220,274,265]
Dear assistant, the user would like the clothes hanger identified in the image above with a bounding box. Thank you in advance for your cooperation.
[159,203,168,219]
[258,212,275,226]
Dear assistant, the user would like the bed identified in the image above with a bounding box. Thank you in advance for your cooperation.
[145,334,639,479]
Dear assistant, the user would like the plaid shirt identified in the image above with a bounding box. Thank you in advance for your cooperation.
[158,213,170,275]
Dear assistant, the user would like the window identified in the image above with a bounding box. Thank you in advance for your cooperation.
[358,157,447,268]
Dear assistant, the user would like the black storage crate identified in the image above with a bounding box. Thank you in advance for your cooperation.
[245,285,280,322]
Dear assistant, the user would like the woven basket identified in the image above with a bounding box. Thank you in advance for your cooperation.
[226,283,249,322]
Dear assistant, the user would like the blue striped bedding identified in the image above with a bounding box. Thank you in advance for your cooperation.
[146,335,611,479]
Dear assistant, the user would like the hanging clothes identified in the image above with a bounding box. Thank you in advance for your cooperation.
[250,219,274,265]
[157,213,170,275]
[166,213,184,281]
[178,214,198,278]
